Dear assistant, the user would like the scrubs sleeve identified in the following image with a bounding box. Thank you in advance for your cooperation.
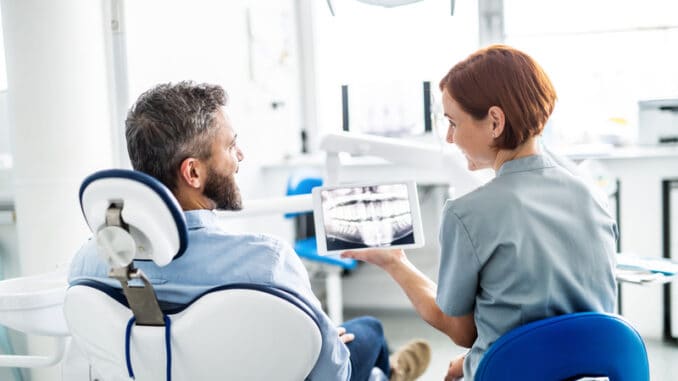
[435,202,481,316]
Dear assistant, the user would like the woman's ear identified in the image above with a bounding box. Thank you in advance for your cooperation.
[178,157,204,189]
[488,106,506,138]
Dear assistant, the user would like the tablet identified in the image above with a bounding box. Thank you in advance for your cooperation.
[312,181,425,255]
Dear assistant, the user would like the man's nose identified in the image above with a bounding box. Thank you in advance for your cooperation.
[236,147,244,161]
[446,128,455,143]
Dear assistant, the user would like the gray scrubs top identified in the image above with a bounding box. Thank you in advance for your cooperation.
[435,154,617,381]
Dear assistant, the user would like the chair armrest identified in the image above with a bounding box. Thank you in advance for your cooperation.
[0,336,69,368]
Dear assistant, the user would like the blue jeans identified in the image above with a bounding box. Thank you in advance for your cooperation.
[341,316,391,381]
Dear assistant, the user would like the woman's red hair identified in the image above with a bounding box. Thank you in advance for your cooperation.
[439,45,557,149]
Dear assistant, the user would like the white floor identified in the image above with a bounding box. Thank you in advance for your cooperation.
[346,309,678,381]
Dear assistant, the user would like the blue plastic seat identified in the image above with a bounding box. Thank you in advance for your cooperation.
[284,177,323,219]
[475,312,649,381]
[285,176,357,270]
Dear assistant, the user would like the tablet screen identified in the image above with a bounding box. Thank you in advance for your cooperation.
[312,182,424,254]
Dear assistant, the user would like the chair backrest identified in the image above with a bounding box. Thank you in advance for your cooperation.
[474,312,649,381]
[64,281,322,381]
[68,169,322,380]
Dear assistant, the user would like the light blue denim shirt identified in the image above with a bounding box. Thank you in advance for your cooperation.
[69,209,351,381]
[435,155,617,381]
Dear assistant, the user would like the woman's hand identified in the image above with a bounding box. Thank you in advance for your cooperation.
[341,248,405,271]
[337,326,355,344]
[444,352,466,381]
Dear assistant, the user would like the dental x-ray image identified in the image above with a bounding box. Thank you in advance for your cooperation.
[320,184,415,251]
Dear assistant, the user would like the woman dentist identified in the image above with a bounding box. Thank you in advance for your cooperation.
[342,45,617,381]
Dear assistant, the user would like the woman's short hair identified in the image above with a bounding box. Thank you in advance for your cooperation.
[439,45,556,150]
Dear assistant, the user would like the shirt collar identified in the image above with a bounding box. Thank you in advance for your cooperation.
[496,154,555,177]
[184,209,220,229]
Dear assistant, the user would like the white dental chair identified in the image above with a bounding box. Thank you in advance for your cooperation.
[64,169,322,381]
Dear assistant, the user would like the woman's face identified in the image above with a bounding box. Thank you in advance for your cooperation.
[442,90,496,171]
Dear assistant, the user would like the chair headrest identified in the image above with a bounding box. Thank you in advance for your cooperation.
[79,169,188,267]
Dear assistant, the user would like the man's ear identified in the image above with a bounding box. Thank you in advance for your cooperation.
[488,106,506,138]
[178,157,204,189]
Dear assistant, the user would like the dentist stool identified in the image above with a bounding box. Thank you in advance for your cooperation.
[474,312,649,381]
[64,169,321,381]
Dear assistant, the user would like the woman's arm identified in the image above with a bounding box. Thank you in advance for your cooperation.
[342,249,477,347]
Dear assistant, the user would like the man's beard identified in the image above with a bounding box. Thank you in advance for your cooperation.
[203,166,243,211]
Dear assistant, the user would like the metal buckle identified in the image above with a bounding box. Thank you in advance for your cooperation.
[105,202,165,326]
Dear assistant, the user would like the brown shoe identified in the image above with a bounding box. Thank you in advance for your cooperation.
[389,339,431,381]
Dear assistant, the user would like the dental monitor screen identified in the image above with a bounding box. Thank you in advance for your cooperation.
[312,181,425,255]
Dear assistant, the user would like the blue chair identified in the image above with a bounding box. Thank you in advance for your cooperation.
[285,176,357,270]
[285,175,356,323]
[475,312,649,381]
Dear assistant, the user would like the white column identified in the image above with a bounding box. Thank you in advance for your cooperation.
[1,0,114,379]
[294,0,320,153]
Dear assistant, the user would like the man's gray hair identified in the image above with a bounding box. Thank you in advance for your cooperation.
[125,81,227,190]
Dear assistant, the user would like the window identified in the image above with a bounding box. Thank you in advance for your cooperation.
[504,0,678,148]
[310,0,479,141]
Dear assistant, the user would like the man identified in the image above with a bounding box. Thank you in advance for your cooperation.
[70,81,430,381]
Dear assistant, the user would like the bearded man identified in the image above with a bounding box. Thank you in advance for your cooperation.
[69,81,430,381]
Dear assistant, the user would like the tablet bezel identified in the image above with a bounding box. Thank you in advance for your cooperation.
[311,180,425,255]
